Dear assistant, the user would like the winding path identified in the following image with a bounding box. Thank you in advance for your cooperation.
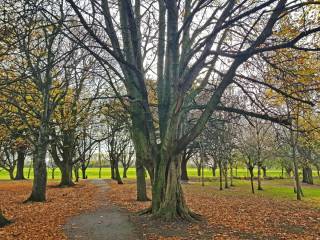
[64,180,141,240]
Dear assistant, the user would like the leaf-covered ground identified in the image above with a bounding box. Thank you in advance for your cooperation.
[0,180,99,240]
[106,180,320,240]
[1,179,320,240]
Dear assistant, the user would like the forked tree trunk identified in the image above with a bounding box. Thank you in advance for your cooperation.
[0,212,10,228]
[151,156,195,221]
[257,165,263,190]
[15,149,26,180]
[302,166,313,185]
[26,136,48,202]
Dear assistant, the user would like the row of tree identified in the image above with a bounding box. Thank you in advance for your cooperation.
[0,0,319,223]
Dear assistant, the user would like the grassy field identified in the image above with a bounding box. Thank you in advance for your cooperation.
[1,166,320,205]
[0,167,290,180]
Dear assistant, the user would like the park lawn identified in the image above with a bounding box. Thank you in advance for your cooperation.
[1,167,317,180]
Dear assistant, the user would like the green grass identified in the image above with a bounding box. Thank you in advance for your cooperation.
[1,166,320,205]
[0,167,318,180]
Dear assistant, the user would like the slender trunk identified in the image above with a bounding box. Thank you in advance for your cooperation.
[110,160,115,180]
[0,212,11,228]
[26,133,48,202]
[212,166,216,177]
[230,165,234,186]
[291,130,302,200]
[15,149,26,180]
[219,162,223,190]
[114,160,123,184]
[262,166,267,178]
[249,167,255,194]
[81,163,87,179]
[9,169,14,180]
[197,166,201,177]
[51,168,55,179]
[123,166,128,178]
[224,165,228,189]
[27,159,32,179]
[281,166,284,178]
[235,165,238,177]
[98,142,102,179]
[74,166,79,182]
[180,156,189,181]
[302,166,313,184]
[257,165,263,190]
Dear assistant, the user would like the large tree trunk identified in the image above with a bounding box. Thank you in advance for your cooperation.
[0,212,10,228]
[180,155,189,181]
[15,148,26,180]
[58,162,74,187]
[136,161,148,201]
[26,133,48,202]
[151,156,195,221]
[302,166,313,185]
[257,165,263,190]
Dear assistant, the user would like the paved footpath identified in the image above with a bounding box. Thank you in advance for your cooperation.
[64,179,141,240]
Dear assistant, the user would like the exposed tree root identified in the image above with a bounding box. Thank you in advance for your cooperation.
[0,213,11,228]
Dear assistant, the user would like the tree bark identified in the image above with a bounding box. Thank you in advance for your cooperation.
[262,166,267,178]
[15,149,26,180]
[224,165,228,189]
[81,163,87,179]
[9,169,14,180]
[257,165,263,190]
[26,134,48,202]
[59,162,74,187]
[302,166,313,184]
[0,212,10,228]
[249,166,255,194]
[180,155,189,181]
[197,166,201,177]
[230,165,234,186]
[151,156,195,221]
[136,161,148,201]
[219,162,223,190]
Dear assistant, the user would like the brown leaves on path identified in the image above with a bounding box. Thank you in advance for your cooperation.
[0,180,99,240]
